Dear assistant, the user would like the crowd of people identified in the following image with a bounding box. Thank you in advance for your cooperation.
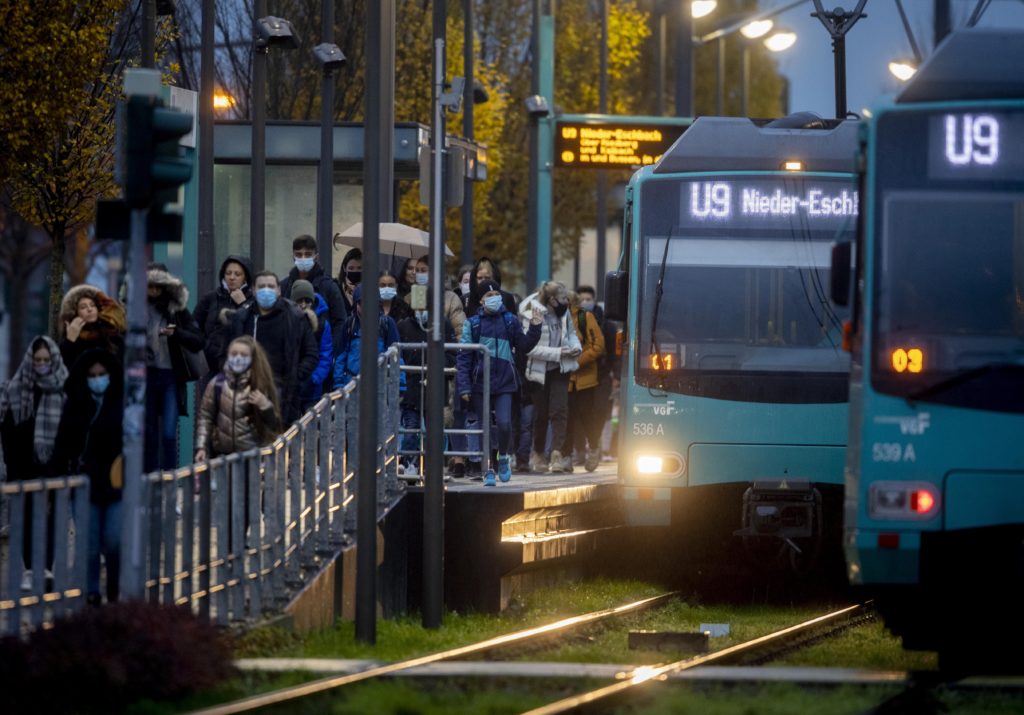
[0,233,621,601]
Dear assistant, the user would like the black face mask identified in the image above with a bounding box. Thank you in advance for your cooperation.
[346,270,362,285]
[553,302,568,318]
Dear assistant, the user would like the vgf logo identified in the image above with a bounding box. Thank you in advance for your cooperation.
[874,412,930,435]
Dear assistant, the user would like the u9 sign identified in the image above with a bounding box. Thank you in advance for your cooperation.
[555,120,686,169]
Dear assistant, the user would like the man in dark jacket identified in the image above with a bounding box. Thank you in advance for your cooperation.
[193,255,254,379]
[279,234,346,352]
[229,271,319,424]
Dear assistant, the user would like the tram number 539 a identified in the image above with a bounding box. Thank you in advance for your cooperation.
[872,442,917,463]
[633,423,665,436]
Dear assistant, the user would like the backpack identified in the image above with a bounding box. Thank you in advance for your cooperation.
[468,311,524,395]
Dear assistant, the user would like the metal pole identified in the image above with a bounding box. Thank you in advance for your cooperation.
[460,0,475,267]
[251,0,268,269]
[741,45,750,117]
[198,0,215,295]
[526,0,541,292]
[121,207,149,600]
[317,0,336,261]
[832,34,846,119]
[142,0,155,68]
[655,10,666,116]
[934,0,952,47]
[716,36,724,115]
[673,0,693,117]
[357,0,393,645]
[423,0,447,630]
[595,0,608,294]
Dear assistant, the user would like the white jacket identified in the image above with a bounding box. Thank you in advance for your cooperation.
[518,293,581,384]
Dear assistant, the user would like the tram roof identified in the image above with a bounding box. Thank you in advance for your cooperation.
[897,29,1024,104]
[652,115,858,175]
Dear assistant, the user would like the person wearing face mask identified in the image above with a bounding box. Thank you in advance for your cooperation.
[143,265,204,473]
[455,265,474,307]
[290,280,334,414]
[457,280,543,485]
[576,284,617,463]
[226,271,318,424]
[50,349,125,605]
[465,257,521,318]
[410,254,466,336]
[194,336,282,463]
[395,306,456,477]
[563,291,606,473]
[378,270,413,324]
[336,246,363,314]
[194,255,254,382]
[280,235,347,353]
[1,336,68,590]
[332,283,403,389]
[518,281,582,473]
[58,285,126,367]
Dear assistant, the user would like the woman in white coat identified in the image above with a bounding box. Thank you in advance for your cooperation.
[518,281,582,473]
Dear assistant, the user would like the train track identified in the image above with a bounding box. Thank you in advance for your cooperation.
[186,591,678,715]
[521,602,872,715]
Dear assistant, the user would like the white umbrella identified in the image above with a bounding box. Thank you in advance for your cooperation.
[334,222,454,258]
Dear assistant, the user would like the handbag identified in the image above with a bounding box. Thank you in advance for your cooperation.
[180,345,209,383]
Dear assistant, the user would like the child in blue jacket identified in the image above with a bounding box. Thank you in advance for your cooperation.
[456,279,543,484]
[333,283,402,389]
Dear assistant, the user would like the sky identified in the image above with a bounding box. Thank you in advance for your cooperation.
[755,0,1024,118]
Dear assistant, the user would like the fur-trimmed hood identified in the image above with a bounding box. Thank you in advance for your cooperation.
[59,285,127,337]
[147,268,189,313]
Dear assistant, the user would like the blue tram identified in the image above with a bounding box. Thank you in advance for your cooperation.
[838,29,1024,664]
[605,114,858,576]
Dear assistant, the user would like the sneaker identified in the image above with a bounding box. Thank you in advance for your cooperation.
[467,461,482,478]
[20,569,32,592]
[397,462,405,476]
[450,460,466,479]
[404,463,419,478]
[529,451,548,473]
[483,470,496,487]
[549,450,570,473]
[497,455,512,483]
[584,450,600,473]
[514,456,530,473]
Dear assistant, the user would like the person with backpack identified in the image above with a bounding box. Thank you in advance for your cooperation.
[563,290,606,472]
[332,283,402,389]
[457,279,543,485]
[280,234,347,352]
[290,280,334,414]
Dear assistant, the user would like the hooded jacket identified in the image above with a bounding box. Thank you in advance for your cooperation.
[298,292,334,405]
[195,368,282,457]
[280,262,347,353]
[50,349,124,505]
[465,257,521,318]
[518,293,582,384]
[332,298,402,389]
[146,268,204,415]
[228,297,319,424]
[567,306,605,392]
[58,285,127,368]
[456,305,541,398]
[193,255,255,373]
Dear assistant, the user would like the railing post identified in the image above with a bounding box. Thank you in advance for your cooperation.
[270,443,287,605]
[247,451,263,618]
[345,383,359,534]
[181,466,196,612]
[198,461,213,623]
[212,457,229,625]
[52,483,71,619]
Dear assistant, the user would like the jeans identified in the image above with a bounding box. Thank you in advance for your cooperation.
[472,392,514,456]
[88,501,122,602]
[531,370,570,455]
[145,367,179,472]
[514,398,534,464]
[400,406,421,466]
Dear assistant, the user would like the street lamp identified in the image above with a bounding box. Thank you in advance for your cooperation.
[888,59,917,82]
[740,19,774,39]
[764,29,797,53]
[692,0,717,18]
[314,39,346,262]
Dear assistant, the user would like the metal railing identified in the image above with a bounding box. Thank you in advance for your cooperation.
[394,342,491,475]
[0,347,404,633]
[0,476,90,635]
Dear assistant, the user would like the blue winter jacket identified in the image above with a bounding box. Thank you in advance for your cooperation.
[308,293,334,399]
[332,311,403,389]
[456,307,541,397]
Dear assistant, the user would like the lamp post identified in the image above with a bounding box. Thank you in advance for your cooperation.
[888,59,917,82]
[314,35,346,264]
[810,0,868,119]
[198,0,215,300]
[251,13,297,269]
[674,1,718,117]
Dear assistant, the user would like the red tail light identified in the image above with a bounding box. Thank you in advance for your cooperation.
[910,490,936,514]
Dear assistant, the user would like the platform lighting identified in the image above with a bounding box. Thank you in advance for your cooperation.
[764,29,797,53]
[888,60,917,82]
[692,1,717,19]
[740,19,774,39]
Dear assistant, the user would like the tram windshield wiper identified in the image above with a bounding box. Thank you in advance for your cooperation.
[907,362,1024,403]
[648,230,677,359]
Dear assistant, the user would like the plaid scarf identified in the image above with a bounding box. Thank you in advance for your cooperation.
[0,336,68,464]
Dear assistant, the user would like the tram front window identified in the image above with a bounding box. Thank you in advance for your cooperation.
[873,192,1024,403]
[636,176,854,403]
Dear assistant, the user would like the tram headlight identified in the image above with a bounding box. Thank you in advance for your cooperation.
[634,453,685,477]
[637,455,664,474]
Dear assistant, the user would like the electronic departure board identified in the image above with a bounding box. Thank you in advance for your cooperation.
[555,121,686,169]
[927,110,1024,181]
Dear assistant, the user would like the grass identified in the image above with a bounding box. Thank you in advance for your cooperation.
[613,684,903,715]
[775,619,937,671]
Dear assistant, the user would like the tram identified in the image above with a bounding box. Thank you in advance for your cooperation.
[605,113,858,576]
[838,29,1024,666]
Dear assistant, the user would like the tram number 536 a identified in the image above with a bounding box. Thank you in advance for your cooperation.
[633,423,665,436]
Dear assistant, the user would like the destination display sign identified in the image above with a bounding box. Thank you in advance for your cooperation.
[928,110,1024,181]
[555,121,686,169]
[678,178,858,230]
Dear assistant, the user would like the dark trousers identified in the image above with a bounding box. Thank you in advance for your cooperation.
[472,392,514,456]
[145,367,179,473]
[531,370,569,455]
[514,397,534,463]
[565,387,603,456]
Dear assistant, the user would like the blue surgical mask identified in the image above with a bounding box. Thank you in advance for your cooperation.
[379,287,397,301]
[255,288,277,309]
[483,295,503,314]
[294,257,315,273]
[580,300,595,312]
[415,273,429,286]
[87,375,110,395]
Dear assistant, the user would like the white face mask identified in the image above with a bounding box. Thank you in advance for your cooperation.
[415,273,429,286]
[227,354,252,374]
[459,281,470,295]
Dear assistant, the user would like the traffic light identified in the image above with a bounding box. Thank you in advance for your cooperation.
[121,95,193,209]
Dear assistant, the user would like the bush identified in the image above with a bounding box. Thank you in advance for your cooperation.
[0,602,236,714]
